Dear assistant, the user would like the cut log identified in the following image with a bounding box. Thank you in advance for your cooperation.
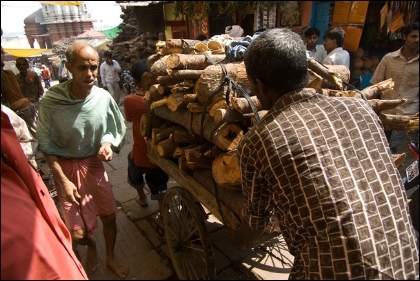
[213,108,246,124]
[150,55,169,76]
[152,127,166,145]
[167,93,197,112]
[184,143,213,162]
[171,86,194,94]
[187,103,205,113]
[209,99,229,116]
[193,169,244,219]
[166,53,227,70]
[212,150,242,189]
[173,130,198,144]
[157,76,185,86]
[141,72,158,91]
[147,53,164,69]
[159,47,184,55]
[307,59,343,90]
[157,134,178,158]
[178,156,188,170]
[306,69,323,88]
[322,64,350,86]
[173,144,195,158]
[150,97,168,109]
[153,106,244,151]
[392,153,406,169]
[140,113,166,138]
[379,113,419,132]
[163,39,204,53]
[167,69,203,80]
[361,78,394,100]
[187,160,212,170]
[157,84,171,95]
[195,62,251,105]
[156,125,184,141]
[230,96,263,114]
[144,89,162,102]
[368,99,407,113]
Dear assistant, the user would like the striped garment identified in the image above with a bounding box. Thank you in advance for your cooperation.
[238,88,419,279]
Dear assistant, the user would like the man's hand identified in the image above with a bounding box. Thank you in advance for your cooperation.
[97,142,113,161]
[62,179,81,206]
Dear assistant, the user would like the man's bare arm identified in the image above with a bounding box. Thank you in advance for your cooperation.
[43,153,81,205]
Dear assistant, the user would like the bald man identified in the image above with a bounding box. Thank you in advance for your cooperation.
[36,41,129,279]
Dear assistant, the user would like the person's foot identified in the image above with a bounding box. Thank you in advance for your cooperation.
[85,241,99,271]
[106,258,130,279]
[135,195,148,207]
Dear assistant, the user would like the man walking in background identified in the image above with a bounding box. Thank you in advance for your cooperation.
[15,57,44,109]
[41,64,51,89]
[100,50,122,104]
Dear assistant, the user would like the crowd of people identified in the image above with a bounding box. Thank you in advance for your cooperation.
[1,20,419,280]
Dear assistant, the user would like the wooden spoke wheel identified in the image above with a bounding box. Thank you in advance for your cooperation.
[162,186,215,280]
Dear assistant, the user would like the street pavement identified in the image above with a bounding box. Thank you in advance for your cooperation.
[36,81,417,280]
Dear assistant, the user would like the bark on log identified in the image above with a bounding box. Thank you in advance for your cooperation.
[150,55,169,76]
[379,113,419,132]
[141,72,158,91]
[187,160,212,170]
[306,69,323,88]
[212,150,242,189]
[213,108,247,124]
[193,169,244,219]
[173,144,195,158]
[167,93,197,112]
[187,103,205,113]
[163,39,204,53]
[159,47,184,55]
[321,64,350,87]
[307,59,344,90]
[153,106,243,151]
[144,89,162,102]
[368,99,407,113]
[150,97,168,109]
[195,62,251,105]
[167,69,203,80]
[166,53,227,70]
[157,76,185,86]
[360,78,394,100]
[184,143,213,162]
[171,86,194,94]
[156,125,184,141]
[157,134,178,158]
[173,130,198,144]
[140,113,166,138]
[157,84,171,95]
[147,53,164,69]
[230,96,263,114]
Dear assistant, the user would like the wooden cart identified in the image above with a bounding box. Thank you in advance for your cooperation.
[146,140,281,280]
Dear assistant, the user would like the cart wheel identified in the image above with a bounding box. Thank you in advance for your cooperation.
[162,186,215,280]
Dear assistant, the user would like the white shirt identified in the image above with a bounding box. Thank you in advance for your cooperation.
[100,60,121,84]
[321,47,350,68]
[306,44,327,62]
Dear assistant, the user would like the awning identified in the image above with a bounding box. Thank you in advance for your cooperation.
[3,48,47,57]
[37,1,82,6]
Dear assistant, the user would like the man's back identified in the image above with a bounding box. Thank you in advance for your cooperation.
[238,88,419,279]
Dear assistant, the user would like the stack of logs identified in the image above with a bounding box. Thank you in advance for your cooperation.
[140,39,419,219]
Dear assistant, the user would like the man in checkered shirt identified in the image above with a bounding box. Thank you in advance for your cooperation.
[230,28,419,280]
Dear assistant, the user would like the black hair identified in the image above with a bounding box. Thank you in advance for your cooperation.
[305,27,320,38]
[130,60,149,83]
[404,22,419,35]
[323,28,346,47]
[244,28,308,95]
[104,50,113,58]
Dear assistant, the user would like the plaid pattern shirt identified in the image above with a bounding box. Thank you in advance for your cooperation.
[238,88,419,279]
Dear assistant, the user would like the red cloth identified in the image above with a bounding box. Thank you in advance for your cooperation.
[123,93,158,168]
[41,68,50,80]
[1,111,88,280]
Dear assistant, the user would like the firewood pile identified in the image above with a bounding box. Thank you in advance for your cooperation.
[141,39,419,219]
[106,6,164,71]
